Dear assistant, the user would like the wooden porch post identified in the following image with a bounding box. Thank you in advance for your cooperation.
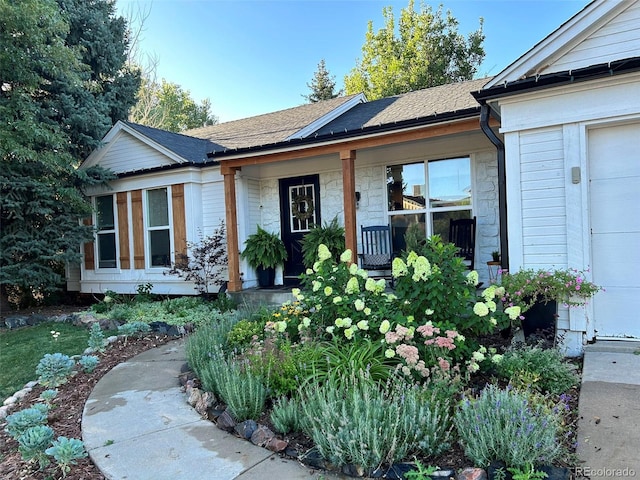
[222,165,242,292]
[341,150,357,260]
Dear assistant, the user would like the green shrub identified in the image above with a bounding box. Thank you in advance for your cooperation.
[35,353,75,388]
[45,436,87,477]
[87,323,106,353]
[454,385,562,468]
[245,339,310,396]
[227,319,264,349]
[18,425,54,469]
[79,355,99,373]
[270,396,303,434]
[300,371,451,473]
[300,217,345,268]
[117,321,151,337]
[5,406,49,440]
[494,344,579,395]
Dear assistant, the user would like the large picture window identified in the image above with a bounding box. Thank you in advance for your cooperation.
[387,157,472,250]
[96,195,117,268]
[146,188,171,267]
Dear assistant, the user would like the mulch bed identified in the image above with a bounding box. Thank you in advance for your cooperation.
[0,332,174,480]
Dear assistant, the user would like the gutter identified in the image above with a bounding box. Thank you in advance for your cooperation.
[479,104,509,272]
[474,56,640,102]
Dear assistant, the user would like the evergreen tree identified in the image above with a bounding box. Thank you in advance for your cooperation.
[303,59,343,103]
[0,0,130,309]
[344,0,485,100]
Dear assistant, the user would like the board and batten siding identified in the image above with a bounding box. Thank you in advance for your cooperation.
[518,127,568,268]
[551,2,640,74]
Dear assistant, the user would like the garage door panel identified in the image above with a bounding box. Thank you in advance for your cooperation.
[589,122,640,339]
[593,288,640,338]
[590,179,640,233]
[591,233,640,288]
[589,123,640,178]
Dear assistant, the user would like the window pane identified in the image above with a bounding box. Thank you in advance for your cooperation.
[432,210,471,240]
[390,213,425,253]
[387,163,426,211]
[147,188,169,227]
[428,158,471,208]
[150,229,170,267]
[96,195,114,230]
[98,233,116,268]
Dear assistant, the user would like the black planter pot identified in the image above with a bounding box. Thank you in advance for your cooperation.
[256,266,276,288]
[522,298,557,338]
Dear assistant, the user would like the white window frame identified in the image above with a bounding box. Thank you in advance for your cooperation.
[386,157,474,238]
[143,186,174,269]
[94,194,118,270]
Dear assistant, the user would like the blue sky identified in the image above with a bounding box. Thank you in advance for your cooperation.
[117,0,592,123]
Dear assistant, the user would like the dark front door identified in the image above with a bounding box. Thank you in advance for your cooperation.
[279,175,320,285]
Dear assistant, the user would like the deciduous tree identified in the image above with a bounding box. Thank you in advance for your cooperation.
[344,0,485,100]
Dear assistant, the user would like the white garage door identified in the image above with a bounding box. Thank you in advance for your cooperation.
[589,122,640,339]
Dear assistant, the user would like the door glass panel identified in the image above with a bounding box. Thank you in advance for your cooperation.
[387,163,426,211]
[428,158,471,208]
[289,184,316,233]
[147,188,169,227]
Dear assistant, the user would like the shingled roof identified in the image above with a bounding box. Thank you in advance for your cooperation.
[184,94,363,151]
[315,77,490,136]
[125,122,218,164]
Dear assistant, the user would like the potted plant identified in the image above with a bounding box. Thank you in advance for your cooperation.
[241,226,288,288]
[499,267,601,338]
[300,217,345,268]
[490,250,500,263]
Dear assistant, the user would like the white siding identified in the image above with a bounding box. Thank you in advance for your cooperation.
[98,134,177,174]
[551,2,640,73]
[519,128,568,268]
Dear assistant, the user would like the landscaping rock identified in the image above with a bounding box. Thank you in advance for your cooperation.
[299,447,328,470]
[284,445,299,458]
[538,466,571,480]
[458,467,487,480]
[27,314,48,326]
[3,396,17,407]
[0,405,10,420]
[24,381,38,389]
[106,335,118,344]
[195,391,215,417]
[432,468,457,478]
[250,424,275,447]
[4,316,28,329]
[234,420,258,440]
[215,409,236,431]
[187,387,202,407]
[385,463,415,479]
[265,436,288,453]
[75,312,99,326]
[342,464,366,477]
[149,321,180,336]
[13,388,31,401]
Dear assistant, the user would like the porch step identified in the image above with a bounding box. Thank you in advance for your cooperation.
[229,287,295,309]
[584,340,640,354]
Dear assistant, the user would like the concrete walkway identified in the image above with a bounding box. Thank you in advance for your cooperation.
[575,341,640,478]
[82,338,640,479]
[82,339,342,480]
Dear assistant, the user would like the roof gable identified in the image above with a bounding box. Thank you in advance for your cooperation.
[184,94,364,151]
[485,0,637,88]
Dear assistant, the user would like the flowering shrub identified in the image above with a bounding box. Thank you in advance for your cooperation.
[292,245,402,343]
[498,267,601,313]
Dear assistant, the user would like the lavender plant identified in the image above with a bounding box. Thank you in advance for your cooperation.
[454,385,562,468]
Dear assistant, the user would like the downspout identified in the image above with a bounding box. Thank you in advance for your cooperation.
[479,104,509,272]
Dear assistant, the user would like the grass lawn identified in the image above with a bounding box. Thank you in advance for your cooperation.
[0,322,91,399]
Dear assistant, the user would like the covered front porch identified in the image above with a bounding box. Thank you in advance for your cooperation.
[215,114,505,292]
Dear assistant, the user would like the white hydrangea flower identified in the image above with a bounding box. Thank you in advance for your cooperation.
[354,299,365,311]
[340,249,352,263]
[473,302,489,317]
[379,319,391,334]
[356,320,369,330]
[318,244,332,262]
[466,270,479,286]
[504,305,522,320]
[345,277,360,294]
